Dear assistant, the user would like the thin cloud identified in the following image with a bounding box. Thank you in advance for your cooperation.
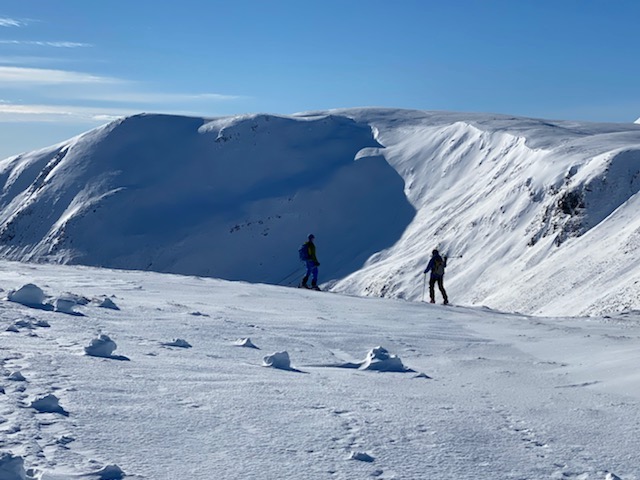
[0,102,139,123]
[0,101,231,124]
[0,17,24,27]
[0,66,124,85]
[75,91,244,104]
[0,40,91,48]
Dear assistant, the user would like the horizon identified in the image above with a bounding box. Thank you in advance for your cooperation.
[1,1,640,159]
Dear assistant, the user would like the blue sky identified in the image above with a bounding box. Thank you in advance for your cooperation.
[1,0,639,158]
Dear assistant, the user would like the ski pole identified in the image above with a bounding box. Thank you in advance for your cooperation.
[421,273,426,302]
[277,267,302,286]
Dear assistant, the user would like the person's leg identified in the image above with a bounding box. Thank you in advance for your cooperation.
[311,265,319,288]
[437,278,449,304]
[429,277,436,303]
[301,262,313,287]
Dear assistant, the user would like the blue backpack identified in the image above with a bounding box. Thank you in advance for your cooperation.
[298,243,310,261]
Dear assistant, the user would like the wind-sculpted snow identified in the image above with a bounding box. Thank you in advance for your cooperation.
[1,108,639,316]
[0,260,638,479]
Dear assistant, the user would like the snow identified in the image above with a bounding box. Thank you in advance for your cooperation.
[0,108,638,317]
[29,394,68,416]
[0,107,639,478]
[0,260,639,479]
[84,334,118,358]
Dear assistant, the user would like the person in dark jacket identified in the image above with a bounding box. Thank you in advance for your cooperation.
[423,249,449,304]
[301,234,320,290]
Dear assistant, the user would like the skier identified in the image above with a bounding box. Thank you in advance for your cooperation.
[423,249,449,305]
[300,234,320,290]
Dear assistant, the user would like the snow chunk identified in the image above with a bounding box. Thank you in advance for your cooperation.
[7,284,52,310]
[262,351,304,372]
[263,351,291,369]
[57,435,75,446]
[0,452,27,480]
[13,319,35,330]
[94,464,125,480]
[359,346,413,373]
[30,393,68,416]
[54,295,84,315]
[162,338,192,348]
[349,451,375,462]
[8,283,46,305]
[235,337,259,349]
[95,296,120,310]
[84,334,129,360]
[8,371,26,382]
[85,334,117,357]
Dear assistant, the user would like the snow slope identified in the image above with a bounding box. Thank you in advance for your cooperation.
[0,260,639,479]
[1,108,639,316]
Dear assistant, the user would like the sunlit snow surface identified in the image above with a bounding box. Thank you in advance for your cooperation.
[1,260,638,479]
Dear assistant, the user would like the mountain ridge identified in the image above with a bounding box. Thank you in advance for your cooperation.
[1,108,639,316]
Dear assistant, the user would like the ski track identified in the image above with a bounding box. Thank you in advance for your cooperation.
[0,261,638,479]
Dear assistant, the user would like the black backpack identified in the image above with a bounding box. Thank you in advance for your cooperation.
[298,243,310,261]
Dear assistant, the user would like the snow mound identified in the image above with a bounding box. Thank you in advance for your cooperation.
[96,297,120,310]
[94,464,125,480]
[30,393,68,416]
[359,346,413,373]
[0,452,27,480]
[161,338,192,348]
[349,451,375,463]
[53,294,85,315]
[84,334,128,360]
[262,351,304,372]
[7,284,51,310]
[235,337,259,349]
[8,371,26,381]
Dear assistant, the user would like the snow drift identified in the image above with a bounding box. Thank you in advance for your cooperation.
[0,108,639,316]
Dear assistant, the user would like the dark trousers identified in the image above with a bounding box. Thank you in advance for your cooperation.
[302,261,318,286]
[429,276,448,304]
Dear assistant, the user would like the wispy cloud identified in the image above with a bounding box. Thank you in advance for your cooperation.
[74,91,244,104]
[0,17,24,27]
[0,39,91,48]
[0,66,123,85]
[0,102,139,123]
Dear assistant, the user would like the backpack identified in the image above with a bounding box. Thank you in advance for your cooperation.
[433,257,445,276]
[298,243,310,261]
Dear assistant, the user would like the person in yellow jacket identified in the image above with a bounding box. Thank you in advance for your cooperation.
[300,234,320,290]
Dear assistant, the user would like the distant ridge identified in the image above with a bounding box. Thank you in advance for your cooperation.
[1,108,639,316]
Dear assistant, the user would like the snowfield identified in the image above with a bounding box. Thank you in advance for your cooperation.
[1,260,639,479]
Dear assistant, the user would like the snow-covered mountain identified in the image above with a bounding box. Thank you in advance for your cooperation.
[1,108,639,316]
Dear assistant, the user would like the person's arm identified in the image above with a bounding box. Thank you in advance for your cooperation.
[423,258,433,274]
